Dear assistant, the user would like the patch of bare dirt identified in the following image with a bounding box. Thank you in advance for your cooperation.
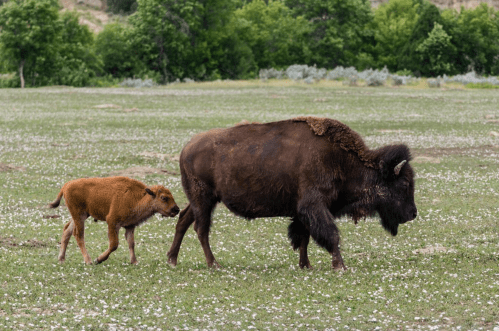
[139,152,180,162]
[0,163,26,172]
[92,104,121,109]
[413,145,499,158]
[111,166,178,178]
[413,245,456,254]
[0,237,50,248]
[60,0,108,33]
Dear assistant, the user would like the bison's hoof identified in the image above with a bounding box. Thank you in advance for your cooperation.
[167,257,177,266]
[92,259,101,265]
[208,261,221,269]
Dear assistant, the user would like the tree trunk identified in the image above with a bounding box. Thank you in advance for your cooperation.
[19,59,25,89]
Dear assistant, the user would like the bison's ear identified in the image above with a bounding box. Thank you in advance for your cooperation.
[378,144,412,179]
[145,188,156,197]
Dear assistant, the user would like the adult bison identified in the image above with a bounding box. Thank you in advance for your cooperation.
[167,116,417,270]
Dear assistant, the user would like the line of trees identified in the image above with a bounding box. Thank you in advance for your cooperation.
[1,0,499,87]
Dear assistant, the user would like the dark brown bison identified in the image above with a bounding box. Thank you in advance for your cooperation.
[167,117,417,270]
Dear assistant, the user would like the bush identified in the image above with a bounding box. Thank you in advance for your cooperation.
[119,78,157,88]
[0,73,19,88]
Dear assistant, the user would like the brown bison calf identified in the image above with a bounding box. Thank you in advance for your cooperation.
[49,176,180,265]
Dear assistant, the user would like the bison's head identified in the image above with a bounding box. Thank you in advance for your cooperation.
[145,186,180,217]
[375,145,417,236]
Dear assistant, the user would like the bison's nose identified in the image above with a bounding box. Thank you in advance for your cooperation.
[412,208,418,219]
[172,206,180,215]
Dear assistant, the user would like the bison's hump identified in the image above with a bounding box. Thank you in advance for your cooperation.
[292,116,376,168]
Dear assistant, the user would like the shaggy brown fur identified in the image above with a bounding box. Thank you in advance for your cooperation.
[167,117,417,270]
[49,176,179,265]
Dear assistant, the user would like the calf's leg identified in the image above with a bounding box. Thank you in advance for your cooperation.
[72,214,93,265]
[288,218,312,269]
[58,220,74,263]
[125,226,137,265]
[95,222,119,264]
[167,204,195,266]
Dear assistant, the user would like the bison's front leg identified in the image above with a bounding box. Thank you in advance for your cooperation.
[288,218,312,269]
[95,223,119,264]
[298,202,347,271]
[125,226,138,265]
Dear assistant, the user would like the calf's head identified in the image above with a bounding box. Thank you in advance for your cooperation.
[375,145,418,236]
[145,185,180,217]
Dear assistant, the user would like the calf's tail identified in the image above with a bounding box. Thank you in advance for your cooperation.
[49,189,64,209]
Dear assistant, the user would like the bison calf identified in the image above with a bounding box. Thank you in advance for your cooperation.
[49,176,180,265]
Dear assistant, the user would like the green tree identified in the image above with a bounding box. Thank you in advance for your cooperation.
[415,22,456,76]
[0,0,59,87]
[51,11,102,86]
[129,0,198,83]
[443,3,499,75]
[107,0,138,14]
[371,0,420,72]
[95,23,137,78]
[129,0,243,82]
[399,0,445,75]
[285,0,373,68]
[232,0,310,70]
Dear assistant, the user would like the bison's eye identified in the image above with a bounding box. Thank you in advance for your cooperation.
[161,196,169,202]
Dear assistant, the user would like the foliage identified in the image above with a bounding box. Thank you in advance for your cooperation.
[399,0,445,75]
[0,0,60,87]
[107,0,138,14]
[415,23,456,76]
[232,0,310,71]
[443,3,499,75]
[370,0,420,72]
[285,0,373,69]
[95,23,137,78]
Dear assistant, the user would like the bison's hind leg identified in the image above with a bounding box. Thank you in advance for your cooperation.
[191,200,220,268]
[167,204,196,266]
[288,218,312,269]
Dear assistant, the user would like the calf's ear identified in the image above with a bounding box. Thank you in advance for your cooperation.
[145,188,156,197]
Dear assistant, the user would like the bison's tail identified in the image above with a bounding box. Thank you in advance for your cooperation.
[48,189,64,209]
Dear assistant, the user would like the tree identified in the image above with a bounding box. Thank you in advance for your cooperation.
[285,0,373,68]
[128,0,244,82]
[51,11,102,86]
[370,0,420,72]
[95,23,136,78]
[399,0,445,75]
[232,0,311,70]
[415,22,456,76]
[107,0,138,14]
[0,0,59,87]
[443,3,499,75]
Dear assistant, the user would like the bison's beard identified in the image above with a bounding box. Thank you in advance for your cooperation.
[377,205,401,236]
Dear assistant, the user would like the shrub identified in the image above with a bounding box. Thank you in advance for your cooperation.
[259,68,285,80]
[119,78,156,88]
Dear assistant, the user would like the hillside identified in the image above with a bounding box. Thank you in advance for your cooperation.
[64,0,498,34]
[372,0,499,9]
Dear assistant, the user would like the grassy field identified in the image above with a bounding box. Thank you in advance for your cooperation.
[0,81,498,330]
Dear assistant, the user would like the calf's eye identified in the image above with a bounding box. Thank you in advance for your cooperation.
[161,196,169,202]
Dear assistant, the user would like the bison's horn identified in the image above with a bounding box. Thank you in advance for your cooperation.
[394,160,407,176]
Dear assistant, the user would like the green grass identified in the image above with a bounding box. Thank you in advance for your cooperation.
[1,81,498,330]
